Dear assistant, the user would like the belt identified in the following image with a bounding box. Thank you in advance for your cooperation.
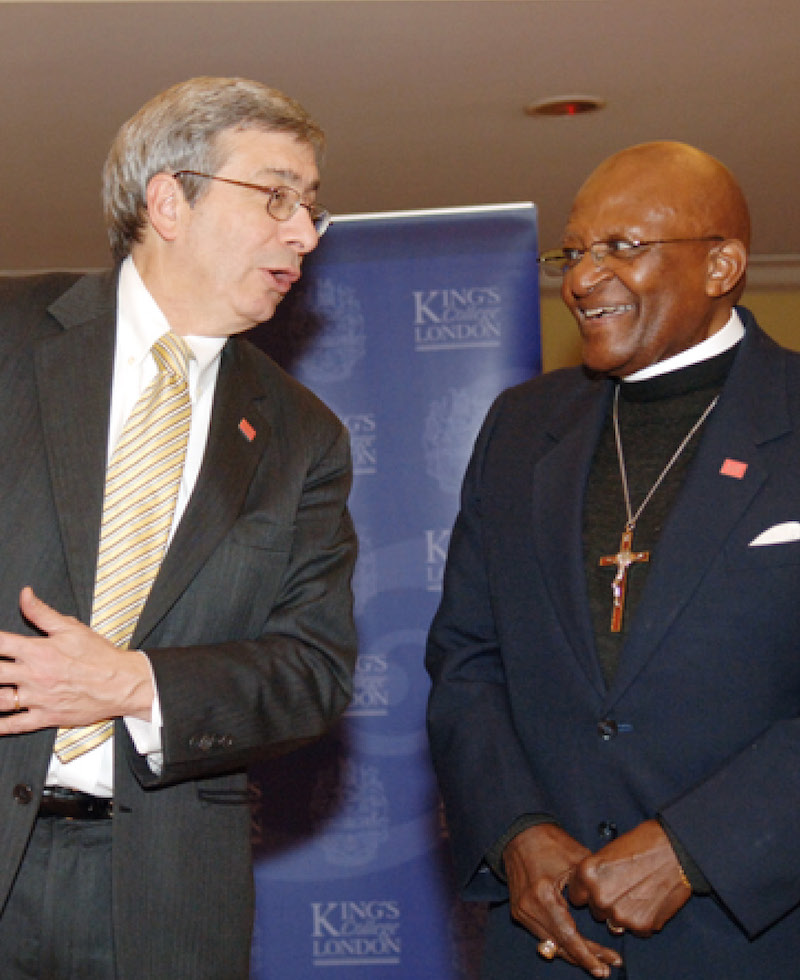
[38,787,113,820]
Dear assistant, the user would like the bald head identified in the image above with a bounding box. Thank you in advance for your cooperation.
[560,141,751,377]
[573,141,750,251]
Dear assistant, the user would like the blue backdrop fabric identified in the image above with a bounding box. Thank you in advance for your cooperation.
[248,205,542,978]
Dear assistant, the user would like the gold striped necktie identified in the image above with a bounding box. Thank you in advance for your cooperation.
[54,332,193,763]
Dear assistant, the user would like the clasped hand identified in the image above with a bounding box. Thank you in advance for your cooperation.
[504,820,691,978]
[0,587,153,732]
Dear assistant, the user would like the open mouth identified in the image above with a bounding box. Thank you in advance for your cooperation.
[268,269,300,293]
[581,304,635,320]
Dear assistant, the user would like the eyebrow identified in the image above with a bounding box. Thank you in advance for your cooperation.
[254,166,320,195]
[561,229,643,246]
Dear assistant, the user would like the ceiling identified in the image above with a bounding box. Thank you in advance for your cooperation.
[2,0,799,282]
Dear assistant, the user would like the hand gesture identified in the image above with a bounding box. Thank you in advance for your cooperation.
[504,823,624,977]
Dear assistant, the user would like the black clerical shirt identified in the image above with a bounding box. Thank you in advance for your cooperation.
[584,346,738,687]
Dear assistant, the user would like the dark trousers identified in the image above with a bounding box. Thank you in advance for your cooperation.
[0,816,115,979]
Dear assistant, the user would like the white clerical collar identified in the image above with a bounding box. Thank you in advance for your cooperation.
[623,310,744,383]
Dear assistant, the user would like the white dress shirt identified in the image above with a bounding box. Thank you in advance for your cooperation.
[46,257,226,795]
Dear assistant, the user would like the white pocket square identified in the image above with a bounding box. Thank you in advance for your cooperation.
[749,521,800,547]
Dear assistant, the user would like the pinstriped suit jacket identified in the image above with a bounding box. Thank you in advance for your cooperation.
[0,270,356,979]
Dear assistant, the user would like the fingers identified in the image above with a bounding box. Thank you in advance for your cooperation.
[0,685,23,714]
[537,938,558,960]
[592,874,690,937]
[569,872,590,908]
[537,936,622,978]
[0,705,49,736]
[18,586,42,622]
[513,879,622,977]
[504,824,623,976]
[0,681,44,735]
[542,915,622,978]
[18,586,76,634]
[0,589,147,730]
[569,821,693,937]
[584,938,626,973]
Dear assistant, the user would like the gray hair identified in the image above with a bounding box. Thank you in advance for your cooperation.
[102,76,325,263]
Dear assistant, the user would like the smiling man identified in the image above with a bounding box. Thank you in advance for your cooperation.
[427,141,800,978]
[0,77,356,979]
[561,143,750,378]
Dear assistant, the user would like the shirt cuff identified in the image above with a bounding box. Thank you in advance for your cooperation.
[656,814,712,895]
[485,813,559,881]
[123,654,163,762]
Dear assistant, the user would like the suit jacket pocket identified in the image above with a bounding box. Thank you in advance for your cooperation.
[197,787,257,806]
[725,536,800,570]
[230,514,296,552]
[174,516,297,641]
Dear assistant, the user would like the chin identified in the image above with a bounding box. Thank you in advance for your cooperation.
[240,296,281,329]
[581,343,619,374]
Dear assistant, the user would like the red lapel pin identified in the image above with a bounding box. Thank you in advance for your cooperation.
[239,418,256,442]
[720,458,748,479]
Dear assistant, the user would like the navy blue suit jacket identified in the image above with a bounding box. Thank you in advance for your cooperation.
[427,308,800,978]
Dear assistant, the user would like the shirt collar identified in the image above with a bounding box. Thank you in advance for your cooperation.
[117,257,226,384]
[623,309,744,383]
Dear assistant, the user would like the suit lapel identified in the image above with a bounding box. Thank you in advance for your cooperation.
[531,378,612,693]
[37,272,273,645]
[133,338,271,644]
[36,272,117,623]
[607,321,789,703]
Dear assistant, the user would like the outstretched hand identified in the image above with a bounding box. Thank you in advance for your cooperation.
[0,587,153,733]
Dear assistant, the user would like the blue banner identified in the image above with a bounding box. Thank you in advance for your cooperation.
[249,205,541,978]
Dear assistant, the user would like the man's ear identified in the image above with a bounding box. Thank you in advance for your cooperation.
[706,239,748,298]
[145,173,181,243]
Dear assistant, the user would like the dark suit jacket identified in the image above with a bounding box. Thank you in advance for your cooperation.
[427,308,800,979]
[0,270,357,979]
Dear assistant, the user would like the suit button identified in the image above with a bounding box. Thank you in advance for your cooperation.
[190,734,215,753]
[598,821,618,841]
[13,784,33,805]
[597,719,619,740]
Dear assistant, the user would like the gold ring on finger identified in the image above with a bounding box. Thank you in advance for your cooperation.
[537,938,558,960]
[607,919,625,935]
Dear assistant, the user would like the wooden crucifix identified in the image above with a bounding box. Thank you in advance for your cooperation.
[598,525,650,632]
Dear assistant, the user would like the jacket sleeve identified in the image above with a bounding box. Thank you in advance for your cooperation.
[658,716,800,937]
[426,392,554,900]
[133,414,357,787]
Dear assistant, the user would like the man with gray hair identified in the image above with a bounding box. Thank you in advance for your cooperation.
[0,76,356,979]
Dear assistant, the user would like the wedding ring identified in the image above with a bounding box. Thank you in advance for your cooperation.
[12,688,20,712]
[537,938,558,960]
[607,919,625,935]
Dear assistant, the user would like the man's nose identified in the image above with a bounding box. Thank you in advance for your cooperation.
[282,206,320,255]
[564,249,614,294]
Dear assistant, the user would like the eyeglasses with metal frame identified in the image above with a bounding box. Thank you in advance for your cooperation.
[538,236,725,278]
[172,170,331,236]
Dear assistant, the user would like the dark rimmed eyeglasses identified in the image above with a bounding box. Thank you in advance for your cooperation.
[538,236,725,278]
[172,170,331,236]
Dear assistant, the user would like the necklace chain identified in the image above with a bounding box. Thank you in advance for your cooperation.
[612,384,719,531]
